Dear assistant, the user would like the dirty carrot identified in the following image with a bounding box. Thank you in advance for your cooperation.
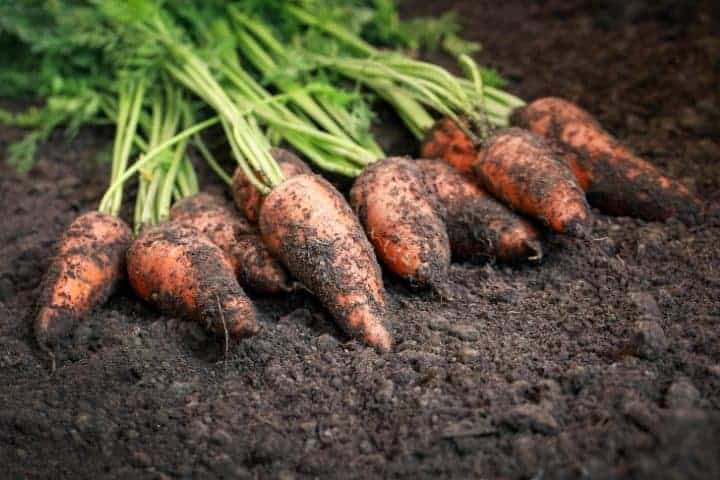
[126,223,258,339]
[421,117,478,174]
[350,158,451,287]
[259,174,392,352]
[416,159,543,263]
[232,148,311,224]
[34,79,144,350]
[473,128,592,236]
[512,97,703,223]
[169,193,297,294]
[35,212,132,349]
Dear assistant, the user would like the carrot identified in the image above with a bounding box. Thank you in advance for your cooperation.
[35,212,132,348]
[421,116,477,175]
[259,174,392,352]
[349,157,451,287]
[169,193,297,294]
[470,128,591,236]
[232,148,311,223]
[512,97,702,223]
[126,223,258,339]
[416,159,543,263]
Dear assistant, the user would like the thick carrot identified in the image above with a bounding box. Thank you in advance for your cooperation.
[35,211,132,348]
[416,159,543,263]
[349,157,451,287]
[232,148,311,223]
[169,193,296,294]
[421,116,477,174]
[259,174,392,352]
[512,97,702,223]
[472,128,591,236]
[126,223,258,339]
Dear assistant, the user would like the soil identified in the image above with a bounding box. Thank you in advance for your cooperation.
[1,0,719,478]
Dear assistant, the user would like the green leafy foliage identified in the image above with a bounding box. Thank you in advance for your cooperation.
[0,0,514,176]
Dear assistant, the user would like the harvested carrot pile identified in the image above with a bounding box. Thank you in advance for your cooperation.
[2,1,719,479]
[0,2,705,356]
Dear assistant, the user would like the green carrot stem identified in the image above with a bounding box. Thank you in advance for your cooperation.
[157,136,189,222]
[99,116,220,212]
[193,135,232,186]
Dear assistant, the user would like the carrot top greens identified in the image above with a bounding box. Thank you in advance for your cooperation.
[1,0,525,228]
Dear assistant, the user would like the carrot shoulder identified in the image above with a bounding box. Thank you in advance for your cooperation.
[474,128,591,236]
[350,157,451,287]
[232,148,311,223]
[35,211,132,348]
[126,223,258,339]
[259,174,392,352]
[512,97,702,223]
[421,117,477,174]
[416,159,543,263]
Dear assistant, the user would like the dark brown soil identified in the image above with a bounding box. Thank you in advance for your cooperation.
[1,1,719,478]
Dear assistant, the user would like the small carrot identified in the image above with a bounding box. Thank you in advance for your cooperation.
[169,193,296,294]
[512,97,702,223]
[35,212,132,348]
[350,157,451,287]
[421,116,477,175]
[259,174,392,352]
[416,159,543,263]
[472,128,592,236]
[232,148,311,223]
[126,223,258,339]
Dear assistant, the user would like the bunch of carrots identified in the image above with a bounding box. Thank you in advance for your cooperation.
[1,1,702,361]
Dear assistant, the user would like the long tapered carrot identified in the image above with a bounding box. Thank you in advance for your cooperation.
[169,193,297,294]
[232,148,311,223]
[512,97,702,223]
[126,223,258,339]
[34,212,132,348]
[416,159,543,263]
[259,174,392,352]
[349,157,451,287]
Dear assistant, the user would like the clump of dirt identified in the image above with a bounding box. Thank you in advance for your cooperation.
[1,1,719,478]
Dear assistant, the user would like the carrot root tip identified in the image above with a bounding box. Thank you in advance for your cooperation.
[524,240,544,262]
[366,326,393,354]
[281,280,305,293]
[430,281,456,302]
[564,219,592,239]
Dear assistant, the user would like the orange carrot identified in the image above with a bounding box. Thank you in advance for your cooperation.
[512,97,702,223]
[259,174,392,352]
[416,159,543,263]
[350,157,451,286]
[35,212,132,348]
[232,148,311,223]
[169,193,296,294]
[126,223,258,339]
[472,128,592,236]
[421,116,477,174]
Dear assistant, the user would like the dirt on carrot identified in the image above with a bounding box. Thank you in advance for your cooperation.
[34,211,132,349]
[259,173,392,352]
[232,148,311,223]
[474,128,592,236]
[421,116,477,175]
[126,223,258,339]
[350,157,451,288]
[512,96,703,223]
[416,159,543,263]
[169,193,296,294]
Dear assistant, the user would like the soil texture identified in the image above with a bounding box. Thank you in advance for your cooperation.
[1,1,719,478]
